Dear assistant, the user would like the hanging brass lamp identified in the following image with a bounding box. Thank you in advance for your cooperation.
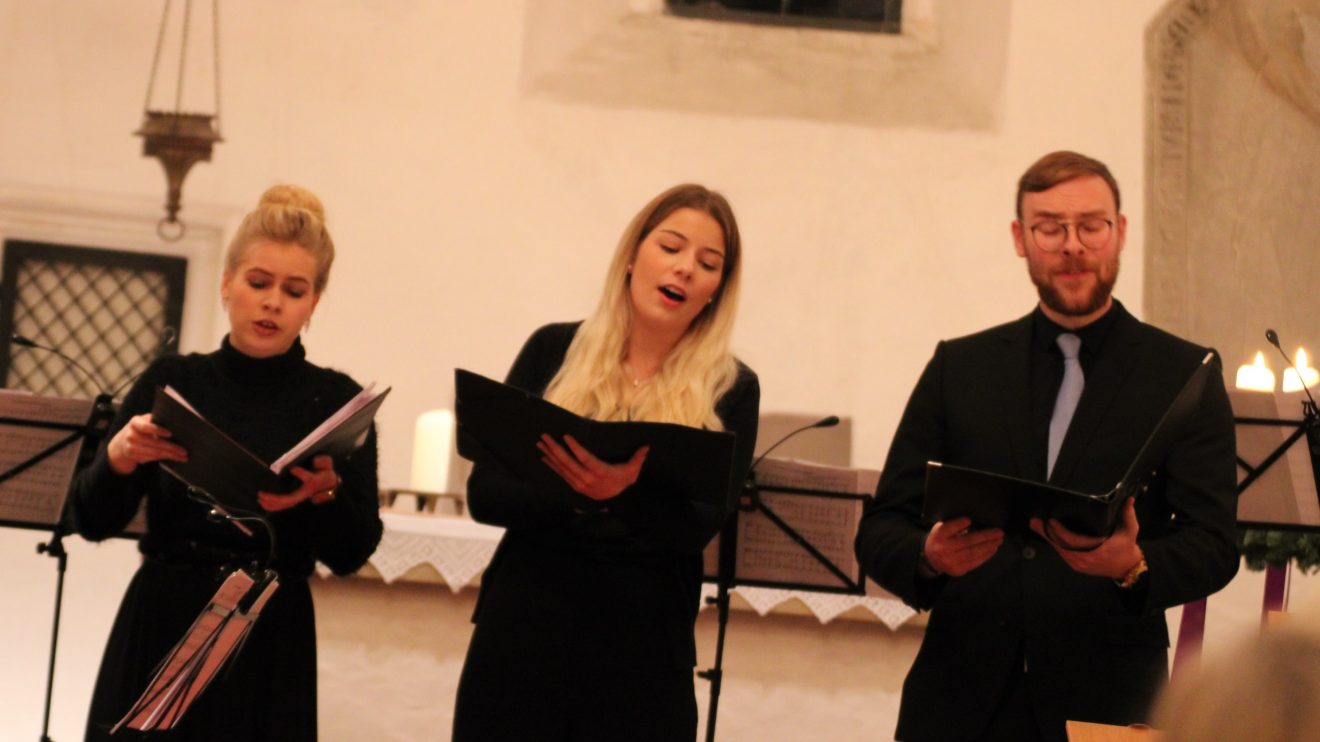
[135,0,222,241]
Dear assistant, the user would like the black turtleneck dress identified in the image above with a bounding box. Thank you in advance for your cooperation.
[68,337,382,742]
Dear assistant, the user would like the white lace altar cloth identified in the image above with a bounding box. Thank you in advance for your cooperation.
[352,512,916,629]
[701,584,915,629]
[365,512,503,592]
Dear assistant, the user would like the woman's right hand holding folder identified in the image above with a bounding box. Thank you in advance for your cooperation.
[107,413,188,475]
[536,433,650,502]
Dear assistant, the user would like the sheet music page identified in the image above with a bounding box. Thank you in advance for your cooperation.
[0,391,93,527]
[701,459,878,588]
[736,489,866,589]
[753,457,880,495]
[269,382,386,473]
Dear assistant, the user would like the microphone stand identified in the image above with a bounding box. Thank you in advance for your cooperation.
[34,393,116,742]
[1239,331,1320,511]
[697,504,739,742]
[698,416,839,742]
[1246,331,1320,616]
[11,330,169,742]
[35,529,67,742]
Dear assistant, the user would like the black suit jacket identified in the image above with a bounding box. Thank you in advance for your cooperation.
[855,303,1238,742]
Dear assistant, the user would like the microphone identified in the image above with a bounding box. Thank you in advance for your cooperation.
[13,325,176,431]
[1265,329,1318,409]
[108,326,178,398]
[752,415,839,472]
[10,333,123,475]
[11,327,178,400]
[744,415,840,505]
[156,325,178,357]
[11,332,110,396]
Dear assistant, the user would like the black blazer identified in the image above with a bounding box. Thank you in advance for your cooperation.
[855,303,1239,742]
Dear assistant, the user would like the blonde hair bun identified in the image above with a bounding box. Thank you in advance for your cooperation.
[258,184,326,222]
[224,184,336,292]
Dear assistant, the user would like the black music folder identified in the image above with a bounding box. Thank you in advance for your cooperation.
[454,369,736,509]
[150,383,389,510]
[923,352,1215,537]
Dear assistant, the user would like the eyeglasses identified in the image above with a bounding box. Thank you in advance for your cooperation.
[1027,218,1114,252]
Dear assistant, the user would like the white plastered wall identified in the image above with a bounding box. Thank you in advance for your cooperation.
[0,1,1315,740]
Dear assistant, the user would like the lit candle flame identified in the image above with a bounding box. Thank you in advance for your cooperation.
[1282,348,1318,393]
[1235,352,1275,392]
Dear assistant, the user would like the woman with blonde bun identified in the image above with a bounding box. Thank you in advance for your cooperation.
[70,185,382,742]
[453,183,760,742]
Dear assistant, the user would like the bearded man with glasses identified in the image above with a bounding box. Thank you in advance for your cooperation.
[856,151,1239,742]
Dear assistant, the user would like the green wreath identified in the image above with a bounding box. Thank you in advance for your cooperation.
[1238,528,1320,574]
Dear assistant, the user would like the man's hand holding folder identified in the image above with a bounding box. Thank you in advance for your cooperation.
[922,353,1214,541]
[920,517,1004,578]
[1029,497,1146,580]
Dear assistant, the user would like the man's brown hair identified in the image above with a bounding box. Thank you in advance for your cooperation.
[1015,150,1121,219]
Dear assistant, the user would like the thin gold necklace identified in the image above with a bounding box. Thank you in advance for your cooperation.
[623,361,652,387]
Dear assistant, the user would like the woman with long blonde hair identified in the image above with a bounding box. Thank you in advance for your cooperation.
[453,183,760,741]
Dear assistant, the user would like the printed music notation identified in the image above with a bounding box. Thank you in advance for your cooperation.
[737,490,863,584]
[0,391,93,527]
[731,458,879,589]
[753,457,879,495]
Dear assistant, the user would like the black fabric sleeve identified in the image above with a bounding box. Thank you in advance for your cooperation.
[465,325,580,530]
[66,358,175,541]
[1133,353,1240,613]
[608,368,760,554]
[312,423,383,575]
[854,342,949,610]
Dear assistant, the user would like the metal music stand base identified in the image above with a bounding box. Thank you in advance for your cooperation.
[698,485,865,742]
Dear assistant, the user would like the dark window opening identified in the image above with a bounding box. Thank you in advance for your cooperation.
[0,240,186,400]
[667,0,902,34]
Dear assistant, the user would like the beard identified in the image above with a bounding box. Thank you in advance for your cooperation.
[1029,252,1120,318]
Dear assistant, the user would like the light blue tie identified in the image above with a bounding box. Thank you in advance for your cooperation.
[1047,333,1084,479]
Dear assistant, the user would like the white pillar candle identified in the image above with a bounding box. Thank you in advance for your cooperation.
[1282,348,1319,393]
[410,409,455,493]
[1235,352,1276,392]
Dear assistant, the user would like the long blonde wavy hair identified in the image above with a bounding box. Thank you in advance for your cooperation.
[543,184,742,430]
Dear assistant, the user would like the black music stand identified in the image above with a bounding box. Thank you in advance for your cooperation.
[0,391,116,742]
[1230,390,1320,532]
[698,458,874,742]
[1187,390,1319,664]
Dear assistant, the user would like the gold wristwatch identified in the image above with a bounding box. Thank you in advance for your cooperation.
[1115,556,1149,589]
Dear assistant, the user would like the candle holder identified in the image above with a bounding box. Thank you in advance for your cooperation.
[379,488,464,516]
